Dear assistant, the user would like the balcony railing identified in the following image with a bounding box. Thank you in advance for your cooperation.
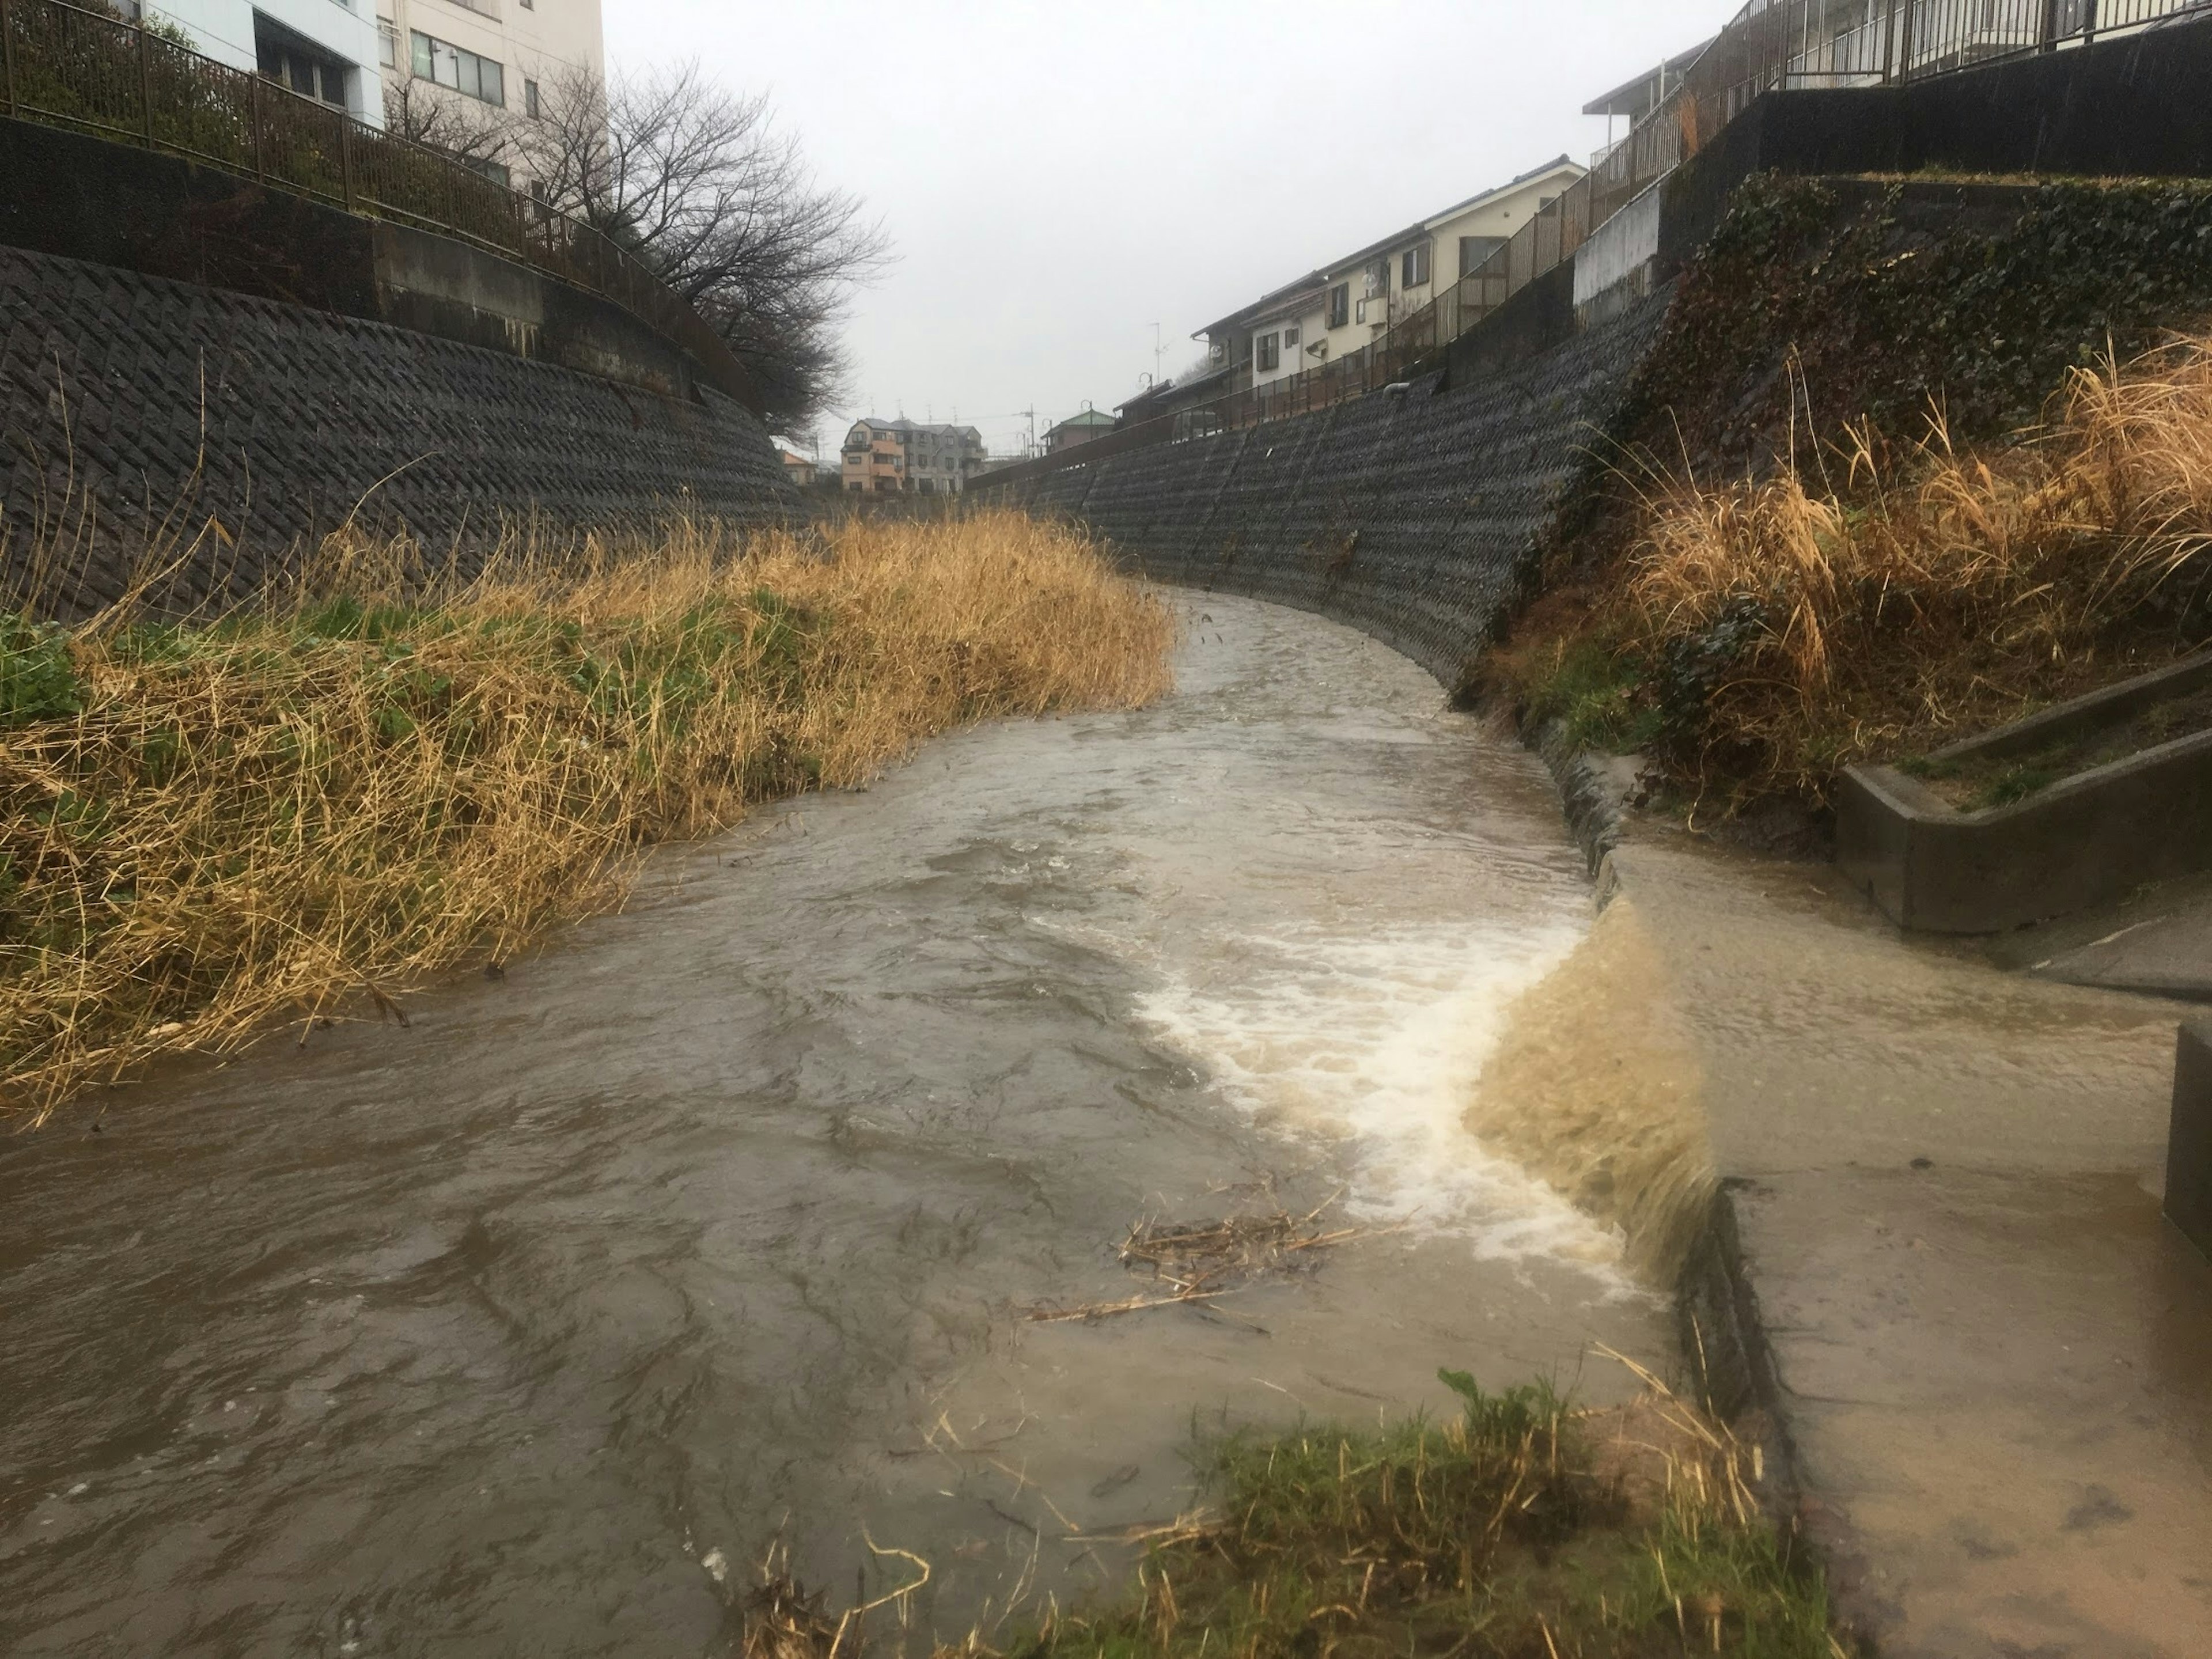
[0,0,761,410]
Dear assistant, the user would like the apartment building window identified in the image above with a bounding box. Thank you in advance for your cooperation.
[1256,332,1281,373]
[1401,243,1430,289]
[257,20,351,109]
[524,78,540,117]
[411,31,506,106]
[1326,284,1349,329]
[1459,235,1506,278]
[377,18,397,67]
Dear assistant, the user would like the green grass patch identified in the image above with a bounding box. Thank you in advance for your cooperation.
[969,1372,1839,1659]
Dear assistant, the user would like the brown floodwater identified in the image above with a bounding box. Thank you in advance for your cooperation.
[0,596,1668,1658]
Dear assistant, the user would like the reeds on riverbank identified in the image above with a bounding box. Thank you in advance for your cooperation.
[1489,331,2212,808]
[0,510,1173,1124]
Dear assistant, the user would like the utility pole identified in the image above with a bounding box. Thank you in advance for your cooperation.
[1152,322,1168,387]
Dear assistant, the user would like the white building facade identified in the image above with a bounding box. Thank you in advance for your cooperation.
[1198,155,1589,395]
[138,1,386,124]
[136,0,603,146]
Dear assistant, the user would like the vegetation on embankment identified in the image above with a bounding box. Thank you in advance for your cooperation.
[1488,174,2212,816]
[756,1370,1839,1659]
[0,512,1173,1124]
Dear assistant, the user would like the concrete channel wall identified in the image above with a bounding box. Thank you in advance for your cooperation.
[0,244,794,615]
[983,294,1671,688]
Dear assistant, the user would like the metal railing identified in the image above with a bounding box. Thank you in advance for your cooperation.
[0,0,762,409]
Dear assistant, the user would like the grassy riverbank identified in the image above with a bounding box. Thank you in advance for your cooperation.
[0,511,1173,1124]
[1486,331,2212,816]
[757,1370,1838,1659]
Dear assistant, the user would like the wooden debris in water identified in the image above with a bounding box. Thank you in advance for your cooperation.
[1022,1195,1381,1324]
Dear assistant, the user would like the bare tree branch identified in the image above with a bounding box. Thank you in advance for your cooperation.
[511,63,892,426]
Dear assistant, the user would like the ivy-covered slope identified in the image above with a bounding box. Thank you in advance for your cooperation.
[1617,174,2212,476]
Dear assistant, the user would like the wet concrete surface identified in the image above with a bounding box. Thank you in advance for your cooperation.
[1604,837,2212,1657]
[1988,870,2212,1002]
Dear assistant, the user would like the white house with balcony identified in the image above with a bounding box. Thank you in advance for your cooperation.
[1196,154,1589,393]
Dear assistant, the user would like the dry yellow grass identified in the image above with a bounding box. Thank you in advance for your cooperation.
[1501,332,2212,805]
[0,510,1173,1124]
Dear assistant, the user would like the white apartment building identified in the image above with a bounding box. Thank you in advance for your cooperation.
[376,0,605,161]
[1199,154,1589,393]
[135,0,602,151]
[137,1,387,124]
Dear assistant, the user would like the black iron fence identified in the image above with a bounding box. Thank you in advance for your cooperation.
[0,0,760,409]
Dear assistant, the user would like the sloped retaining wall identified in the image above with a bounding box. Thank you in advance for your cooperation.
[0,244,795,616]
[980,294,1669,687]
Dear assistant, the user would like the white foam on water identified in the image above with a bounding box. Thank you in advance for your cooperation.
[1133,918,1632,1280]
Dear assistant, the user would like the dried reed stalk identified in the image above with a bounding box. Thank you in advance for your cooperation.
[0,510,1173,1124]
[1621,332,2212,800]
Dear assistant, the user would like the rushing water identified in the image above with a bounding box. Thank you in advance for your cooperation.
[0,596,1669,1658]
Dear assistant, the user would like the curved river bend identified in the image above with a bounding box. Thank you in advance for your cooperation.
[0,596,1668,1657]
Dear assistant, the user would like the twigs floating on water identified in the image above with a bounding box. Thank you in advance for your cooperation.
[740,1534,932,1659]
[1021,1193,1387,1324]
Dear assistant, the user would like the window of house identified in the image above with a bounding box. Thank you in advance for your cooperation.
[1256,332,1281,372]
[525,78,540,118]
[1459,235,1506,278]
[1401,243,1430,289]
[1363,258,1391,298]
[411,31,506,106]
[1326,284,1349,329]
[1282,325,1300,348]
[1209,339,1228,365]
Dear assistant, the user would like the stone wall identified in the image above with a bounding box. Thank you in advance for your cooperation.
[0,244,796,616]
[983,294,1671,688]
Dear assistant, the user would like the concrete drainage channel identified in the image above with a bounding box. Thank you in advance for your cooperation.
[1520,717,2212,1653]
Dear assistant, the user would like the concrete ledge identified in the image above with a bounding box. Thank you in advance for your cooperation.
[1836,652,2212,933]
[0,114,759,411]
[2171,1019,2212,1259]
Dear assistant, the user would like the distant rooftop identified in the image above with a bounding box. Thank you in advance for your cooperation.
[850,416,983,439]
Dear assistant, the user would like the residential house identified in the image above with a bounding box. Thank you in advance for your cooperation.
[1044,409,1117,453]
[1113,363,1240,432]
[778,450,817,488]
[839,419,987,494]
[1196,154,1588,395]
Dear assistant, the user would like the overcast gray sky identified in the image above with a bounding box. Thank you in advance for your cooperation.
[607,2,1733,457]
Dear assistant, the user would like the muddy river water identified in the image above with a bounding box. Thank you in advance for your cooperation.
[0,596,1669,1657]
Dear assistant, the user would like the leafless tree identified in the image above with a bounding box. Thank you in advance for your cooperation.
[383,78,518,177]
[486,63,890,426]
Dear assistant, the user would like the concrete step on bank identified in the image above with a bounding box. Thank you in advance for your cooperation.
[1534,743,2212,1656]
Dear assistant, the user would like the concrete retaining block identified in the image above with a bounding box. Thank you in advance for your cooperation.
[1836,652,2212,933]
